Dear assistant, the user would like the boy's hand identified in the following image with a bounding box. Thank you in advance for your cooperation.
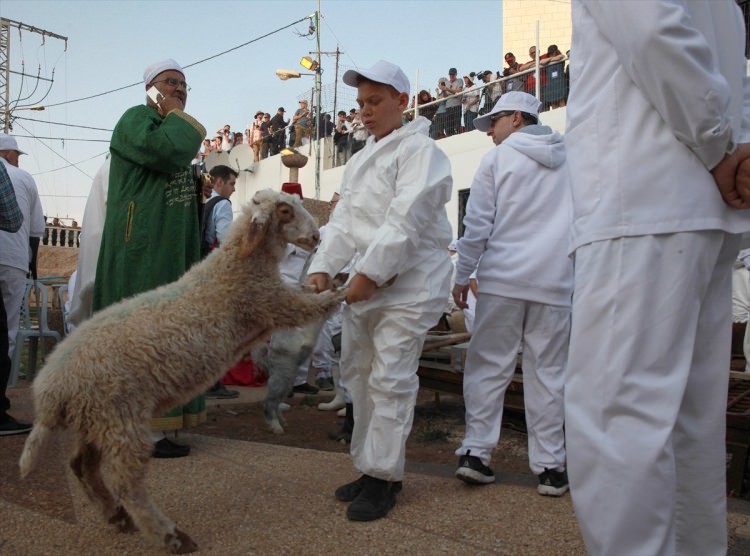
[307,273,332,293]
[346,273,377,304]
[452,283,469,309]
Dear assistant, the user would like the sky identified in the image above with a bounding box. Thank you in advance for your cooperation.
[1,0,502,224]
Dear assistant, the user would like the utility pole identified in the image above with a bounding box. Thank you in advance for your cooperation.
[0,18,68,133]
[314,3,322,200]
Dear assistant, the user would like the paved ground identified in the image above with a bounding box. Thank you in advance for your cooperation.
[3,381,750,555]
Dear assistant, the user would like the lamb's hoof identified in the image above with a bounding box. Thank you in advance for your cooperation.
[166,528,198,554]
[108,506,138,533]
[267,421,285,435]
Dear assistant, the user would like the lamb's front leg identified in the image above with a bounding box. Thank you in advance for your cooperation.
[272,289,347,330]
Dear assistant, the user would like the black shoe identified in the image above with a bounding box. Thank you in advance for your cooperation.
[206,383,240,399]
[335,474,403,502]
[292,383,319,395]
[455,450,495,484]
[346,475,399,521]
[0,416,32,436]
[537,468,569,496]
[152,438,190,459]
[316,376,335,391]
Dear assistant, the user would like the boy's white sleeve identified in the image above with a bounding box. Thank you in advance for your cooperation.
[307,187,357,277]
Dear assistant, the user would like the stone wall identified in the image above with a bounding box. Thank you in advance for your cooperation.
[503,0,572,62]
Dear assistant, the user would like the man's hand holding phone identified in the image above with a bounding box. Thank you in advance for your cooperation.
[146,86,184,116]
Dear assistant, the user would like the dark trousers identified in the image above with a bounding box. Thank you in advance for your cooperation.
[0,289,11,419]
[445,106,462,136]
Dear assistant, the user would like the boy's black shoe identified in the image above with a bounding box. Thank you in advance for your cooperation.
[345,475,398,521]
[335,474,402,502]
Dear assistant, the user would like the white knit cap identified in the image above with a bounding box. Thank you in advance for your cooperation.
[474,91,542,132]
[143,58,184,85]
[343,60,410,95]
[0,133,27,154]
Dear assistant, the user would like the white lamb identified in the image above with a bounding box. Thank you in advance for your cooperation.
[18,189,346,554]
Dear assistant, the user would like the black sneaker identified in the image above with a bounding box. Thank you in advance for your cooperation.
[537,468,569,496]
[206,383,240,399]
[346,475,399,521]
[0,416,32,436]
[292,383,319,395]
[152,438,190,459]
[455,450,495,484]
[335,474,403,502]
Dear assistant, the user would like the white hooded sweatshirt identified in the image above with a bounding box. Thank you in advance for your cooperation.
[456,125,573,307]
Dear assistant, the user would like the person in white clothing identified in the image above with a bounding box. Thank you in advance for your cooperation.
[565,2,750,554]
[0,134,45,369]
[308,59,453,522]
[452,92,572,496]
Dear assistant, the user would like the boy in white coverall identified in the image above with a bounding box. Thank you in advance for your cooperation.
[307,59,453,522]
[565,1,750,554]
[452,92,572,495]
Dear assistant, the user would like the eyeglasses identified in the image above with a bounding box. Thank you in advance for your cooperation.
[491,111,513,123]
[155,77,191,91]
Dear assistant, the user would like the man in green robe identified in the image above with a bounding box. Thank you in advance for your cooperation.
[93,59,207,458]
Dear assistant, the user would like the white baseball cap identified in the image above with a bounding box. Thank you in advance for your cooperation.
[343,60,410,95]
[474,91,541,132]
[0,134,27,154]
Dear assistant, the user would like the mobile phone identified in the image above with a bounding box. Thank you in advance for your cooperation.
[146,85,162,104]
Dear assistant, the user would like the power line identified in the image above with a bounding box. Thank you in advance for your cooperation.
[32,151,107,176]
[14,121,92,179]
[42,15,313,109]
[11,133,109,142]
[14,115,113,132]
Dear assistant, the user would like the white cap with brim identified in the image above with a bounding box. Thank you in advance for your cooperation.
[342,60,410,96]
[474,91,542,133]
[0,133,27,154]
[143,58,184,85]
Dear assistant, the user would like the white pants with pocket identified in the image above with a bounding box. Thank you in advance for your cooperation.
[565,231,737,556]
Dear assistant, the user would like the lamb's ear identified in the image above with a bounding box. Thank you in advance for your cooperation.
[239,205,272,259]
[276,202,295,223]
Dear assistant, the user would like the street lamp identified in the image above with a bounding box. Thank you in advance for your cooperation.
[274,52,322,200]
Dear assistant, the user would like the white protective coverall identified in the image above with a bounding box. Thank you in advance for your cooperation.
[454,125,572,473]
[565,2,750,554]
[308,116,453,481]
[67,157,110,329]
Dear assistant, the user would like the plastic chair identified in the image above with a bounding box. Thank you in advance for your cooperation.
[57,283,70,336]
[9,279,62,387]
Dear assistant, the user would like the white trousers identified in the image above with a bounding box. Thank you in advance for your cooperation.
[310,306,343,375]
[0,265,26,359]
[457,294,569,474]
[341,289,447,482]
[565,232,737,556]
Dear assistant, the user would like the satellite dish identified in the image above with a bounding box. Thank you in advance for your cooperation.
[227,144,255,174]
[204,149,233,173]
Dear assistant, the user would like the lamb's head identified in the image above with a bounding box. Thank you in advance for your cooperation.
[237,189,320,258]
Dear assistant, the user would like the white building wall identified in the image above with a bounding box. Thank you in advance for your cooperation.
[502,0,572,62]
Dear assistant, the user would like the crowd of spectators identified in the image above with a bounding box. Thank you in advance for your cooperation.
[197,43,569,165]
[42,216,81,248]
